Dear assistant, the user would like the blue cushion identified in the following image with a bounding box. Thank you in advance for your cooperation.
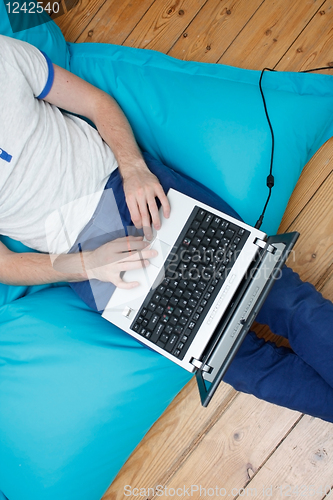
[0,0,69,68]
[68,42,333,234]
[0,287,191,500]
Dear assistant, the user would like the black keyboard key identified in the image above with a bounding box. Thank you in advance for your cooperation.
[178,298,188,308]
[175,325,183,334]
[188,299,198,308]
[157,340,166,348]
[161,314,170,323]
[188,321,196,330]
[157,285,166,294]
[173,349,181,357]
[197,281,206,291]
[179,316,188,326]
[148,302,156,312]
[225,229,235,239]
[160,297,168,307]
[193,313,200,321]
[193,290,202,300]
[160,333,169,343]
[174,307,183,317]
[147,315,159,331]
[154,323,164,337]
[206,227,216,238]
[187,281,197,291]
[133,323,140,332]
[169,316,178,326]
[165,334,179,352]
[142,319,148,327]
[181,335,188,343]
[177,342,184,350]
[183,307,192,318]
[183,290,192,300]
[156,305,164,315]
[196,209,206,221]
[174,288,183,298]
[166,305,174,314]
[234,236,241,244]
[202,213,214,229]
[221,221,229,229]
[202,236,211,247]
[211,216,222,229]
[192,236,202,247]
[187,228,196,238]
[165,288,173,298]
[169,296,179,307]
[141,308,148,316]
[165,325,173,335]
[191,219,200,230]
[238,228,245,235]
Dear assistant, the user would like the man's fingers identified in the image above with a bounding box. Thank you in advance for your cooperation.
[126,196,143,229]
[112,236,148,253]
[121,248,158,262]
[137,199,153,240]
[147,194,161,230]
[115,279,140,290]
[117,258,151,272]
[155,184,170,220]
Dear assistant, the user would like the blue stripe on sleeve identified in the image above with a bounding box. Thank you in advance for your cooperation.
[37,50,55,99]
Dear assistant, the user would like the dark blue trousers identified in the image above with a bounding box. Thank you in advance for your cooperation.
[70,152,333,422]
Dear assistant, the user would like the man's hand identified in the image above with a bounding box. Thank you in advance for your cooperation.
[121,163,170,240]
[84,235,158,289]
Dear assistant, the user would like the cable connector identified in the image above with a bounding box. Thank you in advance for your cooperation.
[266,174,274,188]
[254,215,264,229]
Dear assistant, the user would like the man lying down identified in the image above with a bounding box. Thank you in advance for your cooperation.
[0,34,332,422]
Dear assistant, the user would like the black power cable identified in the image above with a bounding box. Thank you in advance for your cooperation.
[254,65,333,230]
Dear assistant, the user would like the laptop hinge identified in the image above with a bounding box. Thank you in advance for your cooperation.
[254,238,275,253]
[190,357,212,373]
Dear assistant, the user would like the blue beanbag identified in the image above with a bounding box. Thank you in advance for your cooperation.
[68,42,333,234]
[1,6,333,500]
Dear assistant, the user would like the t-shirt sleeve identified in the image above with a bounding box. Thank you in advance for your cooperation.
[0,35,54,99]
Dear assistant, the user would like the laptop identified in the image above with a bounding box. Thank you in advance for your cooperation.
[102,188,299,406]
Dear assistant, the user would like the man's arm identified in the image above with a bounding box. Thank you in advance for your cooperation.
[0,237,157,288]
[0,240,85,285]
[43,64,170,239]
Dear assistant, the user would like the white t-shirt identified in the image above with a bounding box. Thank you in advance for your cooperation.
[0,35,118,254]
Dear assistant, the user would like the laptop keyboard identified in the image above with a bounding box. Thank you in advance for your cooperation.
[130,206,250,360]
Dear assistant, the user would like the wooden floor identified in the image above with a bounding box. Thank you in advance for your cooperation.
[54,1,333,498]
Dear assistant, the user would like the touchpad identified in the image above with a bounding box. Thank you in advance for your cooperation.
[149,238,171,268]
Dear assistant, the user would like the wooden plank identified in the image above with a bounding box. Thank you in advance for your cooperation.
[281,171,333,286]
[168,0,264,62]
[279,138,333,234]
[153,394,301,499]
[53,0,108,42]
[276,1,333,72]
[254,167,333,345]
[123,0,207,53]
[76,0,157,45]
[218,0,325,69]
[242,415,333,499]
[103,379,237,500]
